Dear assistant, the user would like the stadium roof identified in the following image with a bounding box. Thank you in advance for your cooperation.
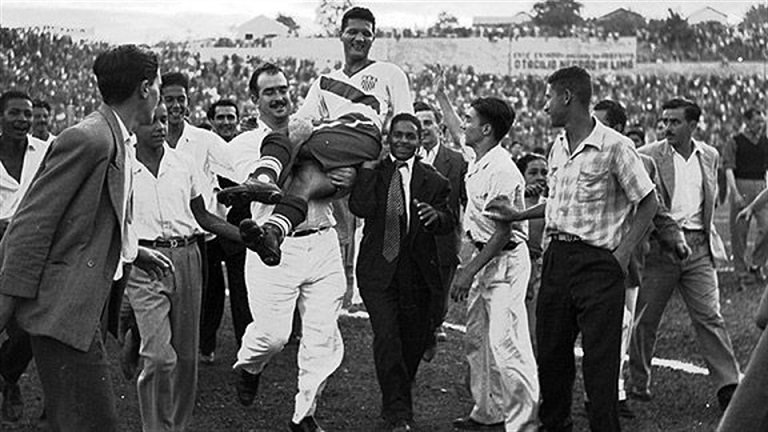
[235,15,289,40]
[473,12,532,27]
[595,8,645,23]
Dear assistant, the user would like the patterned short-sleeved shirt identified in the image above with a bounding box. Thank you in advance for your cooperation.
[545,119,655,250]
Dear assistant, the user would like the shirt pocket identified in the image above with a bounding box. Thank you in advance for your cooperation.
[576,167,607,202]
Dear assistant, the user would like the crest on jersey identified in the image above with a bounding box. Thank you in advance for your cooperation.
[360,75,378,92]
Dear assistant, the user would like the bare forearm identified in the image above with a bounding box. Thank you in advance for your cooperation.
[616,192,657,255]
[725,169,740,196]
[462,223,511,278]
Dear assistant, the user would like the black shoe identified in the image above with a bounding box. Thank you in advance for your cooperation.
[717,383,737,411]
[218,179,283,206]
[618,399,636,419]
[289,416,325,432]
[235,370,262,406]
[240,220,283,266]
[628,387,652,402]
[452,416,504,430]
[1,381,23,423]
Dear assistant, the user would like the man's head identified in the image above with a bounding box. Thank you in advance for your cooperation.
[413,101,441,150]
[388,113,421,161]
[32,99,53,137]
[136,103,168,152]
[744,108,766,137]
[207,99,239,141]
[660,98,701,148]
[626,124,645,148]
[161,72,190,127]
[516,153,548,191]
[93,44,160,126]
[340,7,376,63]
[464,97,515,148]
[503,139,524,160]
[593,99,627,133]
[0,91,33,141]
[544,66,592,128]
[248,62,291,124]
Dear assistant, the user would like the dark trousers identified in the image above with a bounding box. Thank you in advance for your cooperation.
[0,319,33,384]
[537,240,625,432]
[361,263,432,423]
[225,248,251,346]
[31,327,118,432]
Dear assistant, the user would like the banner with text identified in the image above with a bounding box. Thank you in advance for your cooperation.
[509,37,636,75]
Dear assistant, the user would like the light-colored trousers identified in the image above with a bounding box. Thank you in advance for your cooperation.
[235,228,346,424]
[126,243,202,432]
[730,178,768,275]
[618,286,639,401]
[465,244,539,432]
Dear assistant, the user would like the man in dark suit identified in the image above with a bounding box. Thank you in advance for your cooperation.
[350,113,454,432]
[0,45,168,432]
[413,101,467,352]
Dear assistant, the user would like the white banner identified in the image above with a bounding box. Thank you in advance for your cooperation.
[509,37,636,75]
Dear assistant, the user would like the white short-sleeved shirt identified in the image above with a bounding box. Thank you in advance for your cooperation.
[0,135,49,220]
[465,145,528,245]
[227,122,335,231]
[295,62,413,137]
[133,145,203,241]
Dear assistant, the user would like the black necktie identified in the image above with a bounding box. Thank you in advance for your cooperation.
[383,161,406,262]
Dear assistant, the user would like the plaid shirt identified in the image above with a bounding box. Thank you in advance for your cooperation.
[545,119,654,250]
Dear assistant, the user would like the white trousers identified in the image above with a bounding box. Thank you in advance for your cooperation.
[234,228,346,423]
[465,244,539,432]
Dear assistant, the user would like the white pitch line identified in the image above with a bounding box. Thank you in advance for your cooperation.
[341,310,709,376]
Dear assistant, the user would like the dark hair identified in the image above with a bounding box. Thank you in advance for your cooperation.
[390,112,422,137]
[470,97,515,142]
[93,45,158,105]
[594,99,627,131]
[532,146,546,155]
[207,99,239,121]
[516,152,547,174]
[341,7,376,33]
[0,90,32,112]
[161,72,189,92]
[625,124,645,141]
[744,108,764,121]
[662,98,701,123]
[413,101,442,123]
[197,122,213,131]
[32,99,52,112]
[547,66,592,108]
[248,62,285,95]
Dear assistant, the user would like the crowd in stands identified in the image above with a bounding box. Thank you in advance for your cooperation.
[2,26,766,156]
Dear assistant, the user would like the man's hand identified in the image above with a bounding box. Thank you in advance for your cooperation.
[674,240,692,261]
[134,246,174,281]
[612,248,631,276]
[524,183,546,198]
[450,267,473,302]
[414,199,439,227]
[737,205,754,222]
[432,64,446,95]
[360,160,380,170]
[483,196,520,222]
[328,167,357,190]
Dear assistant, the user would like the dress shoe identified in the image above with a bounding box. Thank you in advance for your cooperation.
[218,179,283,206]
[1,381,23,423]
[717,383,737,411]
[452,416,503,430]
[120,327,140,380]
[288,415,325,432]
[240,220,283,266]
[627,387,652,402]
[235,369,262,406]
[618,399,636,419]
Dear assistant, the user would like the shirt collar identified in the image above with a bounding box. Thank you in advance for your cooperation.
[25,134,46,152]
[110,107,136,146]
[390,155,415,171]
[555,117,606,154]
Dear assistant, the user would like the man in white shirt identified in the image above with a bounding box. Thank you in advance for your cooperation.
[630,98,742,411]
[228,63,354,432]
[220,7,413,269]
[0,90,50,424]
[126,102,240,432]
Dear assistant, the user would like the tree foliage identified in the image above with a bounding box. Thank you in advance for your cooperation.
[742,4,768,29]
[316,0,355,36]
[532,0,584,36]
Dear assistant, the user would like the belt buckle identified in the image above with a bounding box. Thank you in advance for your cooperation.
[169,239,179,248]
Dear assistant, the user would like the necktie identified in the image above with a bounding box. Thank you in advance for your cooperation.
[383,161,406,262]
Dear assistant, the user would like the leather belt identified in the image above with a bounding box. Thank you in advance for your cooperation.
[288,226,331,238]
[550,233,582,242]
[139,236,198,249]
[474,241,519,252]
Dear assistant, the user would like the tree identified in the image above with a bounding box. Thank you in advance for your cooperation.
[276,13,301,37]
[742,4,768,29]
[662,9,695,55]
[532,0,584,36]
[316,0,355,37]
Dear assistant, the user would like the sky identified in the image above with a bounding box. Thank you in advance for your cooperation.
[0,0,762,43]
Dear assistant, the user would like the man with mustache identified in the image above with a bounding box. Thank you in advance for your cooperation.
[229,62,355,432]
[160,72,239,365]
[31,99,56,145]
[629,98,742,411]
[220,7,413,268]
[0,91,49,424]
